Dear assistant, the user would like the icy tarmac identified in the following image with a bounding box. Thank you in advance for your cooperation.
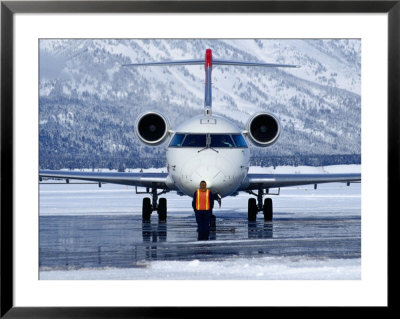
[39,166,361,280]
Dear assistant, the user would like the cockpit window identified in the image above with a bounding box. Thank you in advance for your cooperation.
[169,133,248,148]
[169,133,186,147]
[231,134,248,148]
[210,134,235,148]
[182,134,207,147]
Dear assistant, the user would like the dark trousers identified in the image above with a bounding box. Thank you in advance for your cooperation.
[195,211,212,240]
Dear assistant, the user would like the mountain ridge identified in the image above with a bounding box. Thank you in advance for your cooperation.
[39,39,361,169]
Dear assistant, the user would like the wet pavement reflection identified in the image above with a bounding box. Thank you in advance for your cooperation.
[247,221,273,239]
[39,215,360,270]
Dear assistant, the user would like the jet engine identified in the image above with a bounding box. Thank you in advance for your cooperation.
[135,112,170,146]
[245,112,280,147]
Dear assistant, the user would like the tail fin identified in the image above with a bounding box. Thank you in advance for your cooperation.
[123,49,299,115]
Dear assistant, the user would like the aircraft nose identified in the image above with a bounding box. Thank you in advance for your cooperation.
[191,165,225,189]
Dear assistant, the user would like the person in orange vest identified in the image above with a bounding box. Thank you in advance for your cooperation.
[192,180,215,240]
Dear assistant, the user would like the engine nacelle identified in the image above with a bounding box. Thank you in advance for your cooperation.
[135,112,170,146]
[245,112,280,147]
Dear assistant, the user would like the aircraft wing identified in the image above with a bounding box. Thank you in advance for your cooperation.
[239,173,361,191]
[39,170,176,190]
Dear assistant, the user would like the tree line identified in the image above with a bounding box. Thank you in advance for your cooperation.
[39,153,361,171]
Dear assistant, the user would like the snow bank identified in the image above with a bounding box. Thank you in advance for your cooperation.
[40,256,360,280]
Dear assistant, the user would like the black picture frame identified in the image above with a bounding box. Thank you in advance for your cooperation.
[1,1,395,317]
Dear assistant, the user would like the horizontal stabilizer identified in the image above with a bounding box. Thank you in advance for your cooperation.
[123,59,299,68]
[122,49,300,113]
[214,59,299,68]
[123,59,204,67]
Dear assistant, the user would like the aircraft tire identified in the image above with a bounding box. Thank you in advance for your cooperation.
[142,197,152,221]
[158,198,167,221]
[263,198,273,221]
[248,198,257,221]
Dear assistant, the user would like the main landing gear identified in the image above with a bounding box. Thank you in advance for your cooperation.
[247,188,276,222]
[138,187,169,222]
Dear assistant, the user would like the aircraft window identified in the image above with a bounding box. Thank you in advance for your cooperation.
[182,134,207,147]
[210,134,235,148]
[169,134,186,147]
[231,134,248,148]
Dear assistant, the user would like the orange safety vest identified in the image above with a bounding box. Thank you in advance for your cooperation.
[196,189,210,211]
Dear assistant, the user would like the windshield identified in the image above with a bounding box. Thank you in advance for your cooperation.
[181,134,207,147]
[231,134,248,148]
[169,133,247,148]
[169,134,186,147]
[210,134,235,148]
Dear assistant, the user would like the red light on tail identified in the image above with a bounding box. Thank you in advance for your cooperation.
[205,49,212,68]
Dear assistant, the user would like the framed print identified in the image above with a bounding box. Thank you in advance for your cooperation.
[1,0,396,317]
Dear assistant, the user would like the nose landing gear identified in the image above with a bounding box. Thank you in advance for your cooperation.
[137,186,169,222]
[247,188,277,221]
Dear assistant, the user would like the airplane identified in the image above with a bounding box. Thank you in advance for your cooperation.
[39,48,361,222]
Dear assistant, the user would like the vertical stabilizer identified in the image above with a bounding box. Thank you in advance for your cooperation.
[204,49,213,116]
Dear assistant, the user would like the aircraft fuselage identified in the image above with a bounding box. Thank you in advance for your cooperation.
[166,114,250,197]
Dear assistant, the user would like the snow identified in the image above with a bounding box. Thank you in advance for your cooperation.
[40,256,360,280]
[39,39,362,170]
[39,165,361,280]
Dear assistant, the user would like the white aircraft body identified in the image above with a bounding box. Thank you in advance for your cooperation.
[40,49,361,221]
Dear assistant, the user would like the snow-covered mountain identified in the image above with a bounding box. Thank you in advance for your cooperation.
[39,39,361,169]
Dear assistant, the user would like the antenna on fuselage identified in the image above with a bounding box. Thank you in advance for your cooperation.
[123,49,299,117]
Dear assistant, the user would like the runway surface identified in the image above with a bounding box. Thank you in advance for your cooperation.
[40,214,360,270]
[39,177,361,276]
